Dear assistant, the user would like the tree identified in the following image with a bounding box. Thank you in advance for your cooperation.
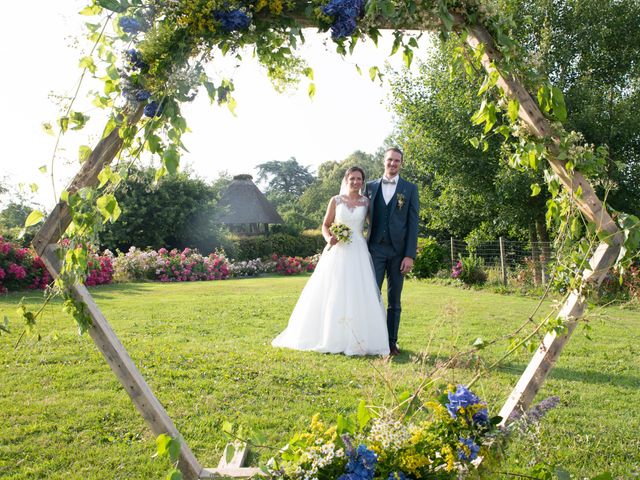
[255,157,315,198]
[99,167,230,253]
[502,0,640,217]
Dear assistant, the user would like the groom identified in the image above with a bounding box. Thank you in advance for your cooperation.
[366,147,419,356]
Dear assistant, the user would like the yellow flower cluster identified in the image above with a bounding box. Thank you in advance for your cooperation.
[441,444,456,472]
[175,0,219,36]
[399,451,432,476]
[255,0,284,14]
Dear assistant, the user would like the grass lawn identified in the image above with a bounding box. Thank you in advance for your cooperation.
[0,277,638,479]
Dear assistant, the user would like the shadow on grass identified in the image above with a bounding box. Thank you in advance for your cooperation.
[497,361,640,390]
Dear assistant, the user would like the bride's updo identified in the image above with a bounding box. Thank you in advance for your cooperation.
[344,166,365,182]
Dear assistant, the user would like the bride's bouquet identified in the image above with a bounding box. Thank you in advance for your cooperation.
[328,222,352,250]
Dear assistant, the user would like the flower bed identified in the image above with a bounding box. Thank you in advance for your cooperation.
[273,254,320,276]
[0,237,51,293]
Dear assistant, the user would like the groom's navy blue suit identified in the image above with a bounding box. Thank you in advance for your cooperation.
[366,177,419,349]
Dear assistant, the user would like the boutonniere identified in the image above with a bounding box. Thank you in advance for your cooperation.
[396,193,405,210]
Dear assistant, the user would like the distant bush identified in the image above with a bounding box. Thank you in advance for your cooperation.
[412,237,448,279]
[231,231,324,261]
[452,254,487,286]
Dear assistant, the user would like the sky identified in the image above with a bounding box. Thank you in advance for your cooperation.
[0,1,431,210]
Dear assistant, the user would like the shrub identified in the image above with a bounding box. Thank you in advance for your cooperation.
[0,236,51,293]
[232,231,325,260]
[228,258,272,278]
[412,237,447,279]
[272,254,320,275]
[452,254,487,285]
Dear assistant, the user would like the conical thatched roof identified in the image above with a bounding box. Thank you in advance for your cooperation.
[214,174,283,224]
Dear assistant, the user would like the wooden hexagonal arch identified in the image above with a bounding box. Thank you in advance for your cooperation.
[32,5,623,479]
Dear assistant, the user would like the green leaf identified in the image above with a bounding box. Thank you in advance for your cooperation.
[69,111,89,130]
[469,137,480,149]
[368,66,379,82]
[402,47,413,68]
[29,183,39,193]
[156,434,172,458]
[41,122,54,136]
[166,470,183,480]
[303,67,314,80]
[58,116,69,134]
[397,390,412,405]
[96,194,121,223]
[531,183,541,196]
[550,86,567,122]
[390,34,401,56]
[39,165,47,173]
[97,0,128,13]
[336,414,356,435]
[24,210,44,227]
[79,5,102,15]
[356,400,371,429]
[508,99,519,122]
[79,145,92,163]
[308,82,316,99]
[163,148,180,175]
[79,56,97,74]
[225,443,235,464]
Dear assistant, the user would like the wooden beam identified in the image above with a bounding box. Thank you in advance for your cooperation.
[200,467,264,478]
[32,104,144,256]
[40,244,203,480]
[464,24,624,421]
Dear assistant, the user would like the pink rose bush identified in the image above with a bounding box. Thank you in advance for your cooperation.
[111,247,229,282]
[272,254,320,276]
[0,236,51,293]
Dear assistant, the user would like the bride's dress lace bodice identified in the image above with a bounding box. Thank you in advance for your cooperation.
[334,195,368,237]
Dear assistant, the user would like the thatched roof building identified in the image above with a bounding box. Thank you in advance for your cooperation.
[214,174,283,233]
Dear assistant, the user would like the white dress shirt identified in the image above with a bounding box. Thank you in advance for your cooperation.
[381,175,399,204]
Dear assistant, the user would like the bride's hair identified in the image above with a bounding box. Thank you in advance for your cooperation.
[343,166,366,182]
[340,166,366,196]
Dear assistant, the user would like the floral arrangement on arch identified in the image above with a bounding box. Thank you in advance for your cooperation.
[267,385,500,479]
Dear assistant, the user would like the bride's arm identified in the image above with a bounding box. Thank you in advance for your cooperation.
[321,197,338,247]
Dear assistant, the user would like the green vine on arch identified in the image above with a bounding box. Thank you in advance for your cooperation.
[17,0,640,477]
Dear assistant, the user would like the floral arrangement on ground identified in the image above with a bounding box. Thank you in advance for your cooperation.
[264,384,501,480]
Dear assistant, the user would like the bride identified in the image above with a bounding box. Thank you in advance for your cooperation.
[272,166,390,356]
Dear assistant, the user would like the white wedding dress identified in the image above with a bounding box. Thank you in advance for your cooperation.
[272,195,390,356]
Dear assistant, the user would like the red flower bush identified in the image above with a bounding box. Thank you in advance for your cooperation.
[0,236,51,293]
[272,254,319,275]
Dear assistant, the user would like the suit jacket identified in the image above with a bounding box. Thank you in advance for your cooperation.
[365,177,419,259]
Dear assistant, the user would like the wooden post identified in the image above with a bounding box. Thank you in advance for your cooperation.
[40,245,203,479]
[499,237,507,287]
[450,237,455,269]
[463,23,624,422]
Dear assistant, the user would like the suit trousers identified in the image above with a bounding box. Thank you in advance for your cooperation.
[369,242,404,347]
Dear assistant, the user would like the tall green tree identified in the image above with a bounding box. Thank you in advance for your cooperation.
[99,167,230,253]
[255,157,315,198]
[502,0,640,216]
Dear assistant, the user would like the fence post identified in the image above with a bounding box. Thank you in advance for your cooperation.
[450,237,455,268]
[499,237,507,287]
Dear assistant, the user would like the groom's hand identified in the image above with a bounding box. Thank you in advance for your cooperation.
[400,257,414,275]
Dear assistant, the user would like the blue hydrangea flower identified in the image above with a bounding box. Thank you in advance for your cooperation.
[125,49,148,70]
[339,444,377,480]
[119,16,143,34]
[446,385,482,418]
[457,436,480,461]
[144,100,163,117]
[321,0,365,39]
[472,407,490,425]
[134,90,151,102]
[213,9,250,32]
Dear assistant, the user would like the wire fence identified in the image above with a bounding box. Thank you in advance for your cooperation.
[446,237,555,286]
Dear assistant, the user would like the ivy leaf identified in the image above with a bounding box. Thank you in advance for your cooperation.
[69,111,89,130]
[302,67,314,80]
[203,81,216,104]
[79,56,97,74]
[225,443,235,464]
[368,66,379,82]
[308,82,316,99]
[97,0,129,13]
[79,145,92,163]
[96,194,121,223]
[24,210,44,228]
[166,470,183,480]
[508,99,520,123]
[551,86,567,122]
[79,5,102,15]
[58,116,69,134]
[390,33,402,56]
[163,148,180,175]
[42,122,55,136]
[530,183,542,196]
[146,135,163,154]
[402,46,413,68]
